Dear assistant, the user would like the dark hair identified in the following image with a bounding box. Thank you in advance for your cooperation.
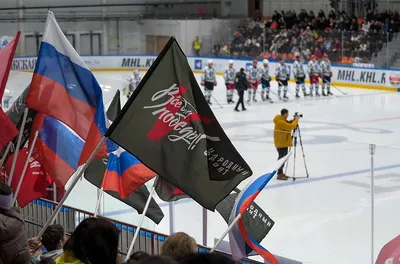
[0,182,12,196]
[180,253,235,264]
[137,256,178,264]
[42,224,65,251]
[127,251,151,263]
[240,68,244,72]
[281,108,289,115]
[37,258,56,264]
[63,217,120,264]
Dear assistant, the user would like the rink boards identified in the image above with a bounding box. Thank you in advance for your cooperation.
[11,55,400,92]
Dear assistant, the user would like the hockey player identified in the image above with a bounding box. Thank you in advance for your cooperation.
[224,60,236,104]
[320,53,333,96]
[308,55,320,96]
[275,57,290,101]
[293,54,308,98]
[201,59,217,105]
[246,59,261,103]
[261,59,273,102]
[126,69,141,98]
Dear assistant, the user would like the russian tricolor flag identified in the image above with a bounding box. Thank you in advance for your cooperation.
[27,11,113,165]
[228,153,291,264]
[102,148,157,198]
[31,113,84,188]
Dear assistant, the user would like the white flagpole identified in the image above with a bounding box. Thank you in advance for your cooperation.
[36,136,107,239]
[94,187,104,217]
[124,181,156,261]
[8,108,29,185]
[0,142,13,168]
[210,213,242,253]
[12,131,39,205]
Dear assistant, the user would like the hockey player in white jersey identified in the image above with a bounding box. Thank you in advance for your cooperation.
[308,55,321,96]
[275,57,290,100]
[320,53,333,96]
[201,59,217,105]
[224,60,236,104]
[293,54,308,98]
[246,59,262,103]
[261,59,272,102]
[126,69,141,98]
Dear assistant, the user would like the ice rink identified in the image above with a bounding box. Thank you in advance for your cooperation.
[7,70,400,264]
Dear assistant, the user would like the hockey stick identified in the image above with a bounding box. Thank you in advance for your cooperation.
[211,94,223,108]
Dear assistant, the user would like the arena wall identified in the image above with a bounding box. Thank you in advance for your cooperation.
[12,55,400,92]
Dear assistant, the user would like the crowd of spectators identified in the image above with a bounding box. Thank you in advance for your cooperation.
[215,9,400,64]
[0,182,240,264]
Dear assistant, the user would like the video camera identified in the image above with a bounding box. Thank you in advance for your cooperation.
[294,112,303,118]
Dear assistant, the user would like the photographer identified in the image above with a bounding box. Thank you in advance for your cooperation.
[234,68,249,112]
[273,108,300,180]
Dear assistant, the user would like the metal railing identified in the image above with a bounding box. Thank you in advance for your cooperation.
[22,199,261,264]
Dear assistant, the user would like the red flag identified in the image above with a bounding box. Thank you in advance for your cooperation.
[0,32,20,149]
[4,147,48,208]
[0,110,18,149]
[376,235,400,264]
[0,31,20,99]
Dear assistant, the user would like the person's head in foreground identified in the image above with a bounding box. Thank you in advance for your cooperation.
[160,232,197,261]
[136,256,177,264]
[125,251,151,264]
[58,217,119,264]
[180,253,235,264]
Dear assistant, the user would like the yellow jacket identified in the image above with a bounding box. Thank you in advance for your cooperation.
[55,251,86,264]
[273,115,298,148]
[193,40,201,50]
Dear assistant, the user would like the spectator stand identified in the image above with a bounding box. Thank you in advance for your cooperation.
[22,198,262,264]
[214,9,400,67]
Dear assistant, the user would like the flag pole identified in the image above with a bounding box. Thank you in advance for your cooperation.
[210,213,242,253]
[0,142,12,168]
[36,136,107,240]
[12,131,39,205]
[124,181,156,261]
[8,107,29,186]
[94,187,104,217]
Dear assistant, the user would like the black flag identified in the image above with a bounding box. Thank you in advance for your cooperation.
[1,85,36,159]
[106,37,252,211]
[215,188,275,255]
[84,90,164,224]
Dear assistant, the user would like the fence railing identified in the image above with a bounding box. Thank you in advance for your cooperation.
[22,199,262,264]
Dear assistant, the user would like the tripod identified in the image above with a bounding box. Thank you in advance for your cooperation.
[284,125,310,181]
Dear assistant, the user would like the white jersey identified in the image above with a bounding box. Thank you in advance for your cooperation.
[128,70,141,88]
[275,64,290,81]
[247,66,261,83]
[293,60,305,78]
[202,66,216,83]
[261,65,271,82]
[224,67,236,84]
[320,60,332,76]
[308,60,320,76]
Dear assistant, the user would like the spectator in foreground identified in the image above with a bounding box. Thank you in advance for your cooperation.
[32,224,66,263]
[0,182,30,264]
[160,232,197,262]
[125,251,151,264]
[55,217,119,264]
[180,253,235,264]
[136,256,177,264]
